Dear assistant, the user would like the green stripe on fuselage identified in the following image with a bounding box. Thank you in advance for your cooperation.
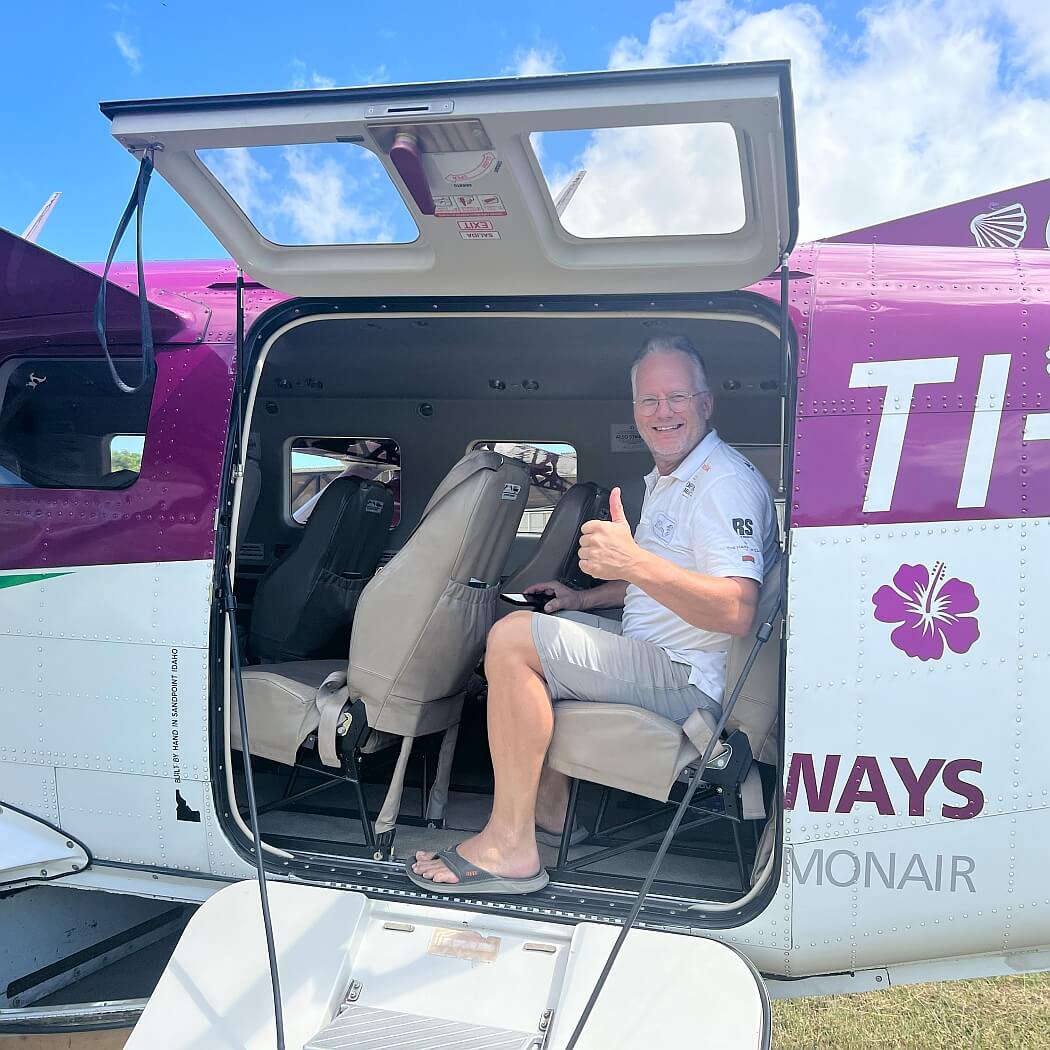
[0,572,71,591]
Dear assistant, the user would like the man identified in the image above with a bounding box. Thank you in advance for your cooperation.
[409,334,780,894]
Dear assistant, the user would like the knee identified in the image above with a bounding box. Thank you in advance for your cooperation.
[485,611,536,671]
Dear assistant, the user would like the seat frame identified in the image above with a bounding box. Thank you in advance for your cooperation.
[551,729,760,894]
[241,709,459,861]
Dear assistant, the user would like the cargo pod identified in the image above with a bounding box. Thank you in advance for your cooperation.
[100,65,797,923]
[101,62,797,297]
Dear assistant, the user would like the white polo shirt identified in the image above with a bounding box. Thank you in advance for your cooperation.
[621,429,780,702]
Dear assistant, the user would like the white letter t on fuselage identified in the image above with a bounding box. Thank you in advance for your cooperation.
[849,357,959,513]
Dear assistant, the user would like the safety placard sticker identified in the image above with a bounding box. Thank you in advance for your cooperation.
[610,423,645,452]
[424,150,502,191]
[428,928,501,963]
[433,194,507,218]
[458,219,501,241]
[441,150,499,187]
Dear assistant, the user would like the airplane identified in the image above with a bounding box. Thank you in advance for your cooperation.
[0,60,1048,1048]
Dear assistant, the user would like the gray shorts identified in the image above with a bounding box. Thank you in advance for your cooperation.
[530,611,719,725]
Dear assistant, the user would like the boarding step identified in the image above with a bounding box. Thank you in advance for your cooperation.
[126,880,770,1049]
[305,1003,540,1049]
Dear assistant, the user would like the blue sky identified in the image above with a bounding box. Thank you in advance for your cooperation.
[2,1,1047,262]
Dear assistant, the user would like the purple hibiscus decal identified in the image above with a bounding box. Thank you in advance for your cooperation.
[872,562,980,661]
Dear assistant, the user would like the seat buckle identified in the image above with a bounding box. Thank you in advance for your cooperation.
[700,729,752,787]
[336,697,371,754]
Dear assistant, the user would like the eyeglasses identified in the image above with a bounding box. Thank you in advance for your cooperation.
[632,392,707,416]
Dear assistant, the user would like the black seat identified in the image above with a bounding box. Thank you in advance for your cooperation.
[503,481,610,594]
[249,476,393,663]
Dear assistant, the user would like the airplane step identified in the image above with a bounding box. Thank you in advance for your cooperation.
[304,1003,537,1049]
[125,880,769,1049]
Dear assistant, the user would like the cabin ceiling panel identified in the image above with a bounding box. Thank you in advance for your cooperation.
[262,315,781,401]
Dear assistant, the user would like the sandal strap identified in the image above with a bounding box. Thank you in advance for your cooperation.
[436,847,492,882]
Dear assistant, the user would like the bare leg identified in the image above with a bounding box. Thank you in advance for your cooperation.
[535,764,572,834]
[412,611,551,884]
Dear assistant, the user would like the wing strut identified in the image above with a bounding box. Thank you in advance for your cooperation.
[220,269,287,1050]
[564,595,782,1049]
[223,565,286,1050]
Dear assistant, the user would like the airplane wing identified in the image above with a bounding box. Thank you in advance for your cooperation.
[826,178,1050,250]
[0,227,184,343]
[21,192,61,243]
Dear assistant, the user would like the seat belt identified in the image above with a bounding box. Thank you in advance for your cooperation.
[564,593,783,1050]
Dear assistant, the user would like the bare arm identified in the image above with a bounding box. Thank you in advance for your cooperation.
[578,487,758,636]
[578,579,629,611]
[626,552,756,637]
[523,578,628,614]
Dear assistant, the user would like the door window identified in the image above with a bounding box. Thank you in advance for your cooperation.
[199,143,419,246]
[530,122,745,238]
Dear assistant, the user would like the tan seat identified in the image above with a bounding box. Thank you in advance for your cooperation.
[546,560,782,888]
[231,450,529,846]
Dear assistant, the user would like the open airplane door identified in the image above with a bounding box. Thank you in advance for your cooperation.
[126,880,770,1050]
[101,62,797,297]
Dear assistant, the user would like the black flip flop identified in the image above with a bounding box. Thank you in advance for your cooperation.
[406,846,549,896]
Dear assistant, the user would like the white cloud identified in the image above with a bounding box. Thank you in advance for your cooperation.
[276,148,396,244]
[994,0,1050,80]
[570,0,1050,241]
[507,46,562,78]
[353,64,390,86]
[288,59,390,90]
[290,58,337,90]
[113,31,141,74]
[201,144,402,245]
[206,149,272,217]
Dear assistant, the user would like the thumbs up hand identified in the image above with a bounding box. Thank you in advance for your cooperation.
[579,486,641,582]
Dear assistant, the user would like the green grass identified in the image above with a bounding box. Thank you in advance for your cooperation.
[773,973,1050,1049]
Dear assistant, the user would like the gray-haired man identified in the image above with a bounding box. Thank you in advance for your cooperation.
[409,334,779,894]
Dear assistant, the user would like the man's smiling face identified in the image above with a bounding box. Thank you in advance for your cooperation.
[632,349,714,475]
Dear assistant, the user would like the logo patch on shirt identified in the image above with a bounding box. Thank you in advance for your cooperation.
[683,480,696,498]
[732,517,754,537]
[653,512,676,544]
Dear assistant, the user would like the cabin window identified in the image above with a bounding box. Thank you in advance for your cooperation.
[108,434,145,472]
[529,122,745,238]
[290,437,401,527]
[0,357,155,489]
[197,143,419,247]
[468,440,578,536]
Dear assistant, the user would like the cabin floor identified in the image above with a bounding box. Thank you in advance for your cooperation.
[236,729,760,903]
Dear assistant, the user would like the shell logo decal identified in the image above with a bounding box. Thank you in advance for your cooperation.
[969,202,1028,248]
